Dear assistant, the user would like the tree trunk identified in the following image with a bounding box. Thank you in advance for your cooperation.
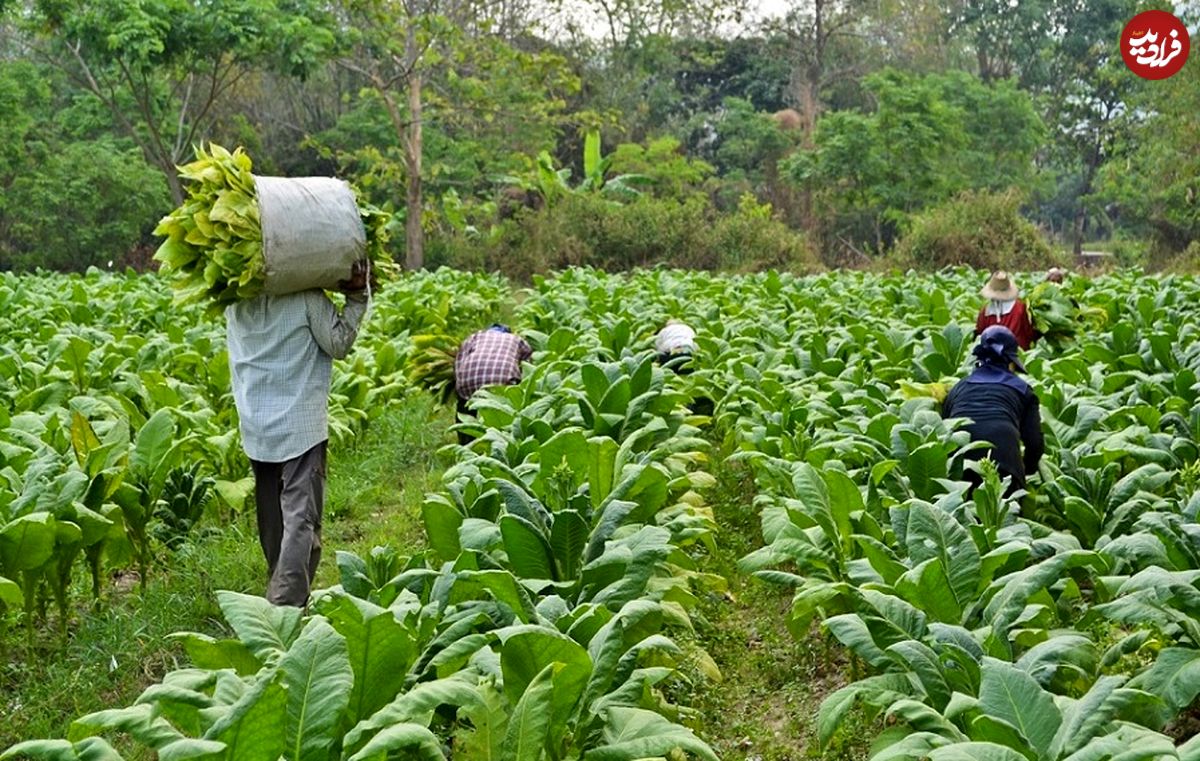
[1071,207,1085,258]
[809,0,824,131]
[405,71,424,271]
[163,164,185,206]
[798,77,820,135]
[1072,147,1101,257]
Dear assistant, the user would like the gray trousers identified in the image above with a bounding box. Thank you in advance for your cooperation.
[250,441,326,607]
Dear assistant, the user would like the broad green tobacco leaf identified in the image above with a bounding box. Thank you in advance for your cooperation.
[0,512,57,571]
[925,742,1029,761]
[215,591,303,659]
[278,618,353,761]
[202,668,286,761]
[321,593,418,723]
[583,707,717,761]
[1128,647,1200,713]
[976,658,1060,757]
[0,575,20,606]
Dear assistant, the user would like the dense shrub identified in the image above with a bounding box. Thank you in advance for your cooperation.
[710,194,817,271]
[1160,240,1200,274]
[0,139,168,271]
[606,136,714,200]
[893,189,1060,271]
[1103,237,1150,269]
[428,193,820,280]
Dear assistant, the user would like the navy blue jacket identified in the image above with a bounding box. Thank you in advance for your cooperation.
[942,364,1044,490]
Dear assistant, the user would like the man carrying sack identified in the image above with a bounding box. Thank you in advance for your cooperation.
[155,157,380,606]
[227,260,371,607]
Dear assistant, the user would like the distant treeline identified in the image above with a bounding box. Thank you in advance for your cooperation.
[0,0,1195,275]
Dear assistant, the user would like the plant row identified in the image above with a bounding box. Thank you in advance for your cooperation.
[4,314,729,759]
[0,268,509,642]
[511,267,1200,758]
[10,265,1200,759]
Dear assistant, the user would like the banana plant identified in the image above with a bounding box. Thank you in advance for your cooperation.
[496,130,653,208]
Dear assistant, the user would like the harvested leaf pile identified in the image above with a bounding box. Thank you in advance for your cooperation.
[1027,281,1108,349]
[407,333,460,403]
[153,143,396,309]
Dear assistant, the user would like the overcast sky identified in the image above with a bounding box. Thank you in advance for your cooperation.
[540,0,796,40]
[751,0,794,21]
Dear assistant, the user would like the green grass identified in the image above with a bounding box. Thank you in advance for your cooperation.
[317,391,452,586]
[0,392,450,752]
[0,526,262,754]
[685,457,876,760]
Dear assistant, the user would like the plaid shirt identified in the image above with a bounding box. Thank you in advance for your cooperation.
[226,290,367,463]
[455,330,532,400]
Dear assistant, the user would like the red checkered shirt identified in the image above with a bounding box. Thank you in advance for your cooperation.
[454,330,532,400]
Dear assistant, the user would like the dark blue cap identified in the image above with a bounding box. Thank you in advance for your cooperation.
[975,325,1026,373]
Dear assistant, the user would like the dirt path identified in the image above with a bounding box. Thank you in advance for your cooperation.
[689,460,875,760]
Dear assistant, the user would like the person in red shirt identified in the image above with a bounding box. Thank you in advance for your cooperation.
[975,271,1036,349]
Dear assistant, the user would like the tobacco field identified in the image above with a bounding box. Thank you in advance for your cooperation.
[4,266,1200,760]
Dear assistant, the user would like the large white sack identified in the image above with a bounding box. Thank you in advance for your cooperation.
[255,175,366,295]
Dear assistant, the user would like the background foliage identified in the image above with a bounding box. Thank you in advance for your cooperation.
[0,0,1195,274]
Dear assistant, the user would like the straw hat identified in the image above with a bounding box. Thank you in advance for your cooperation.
[981,271,1019,300]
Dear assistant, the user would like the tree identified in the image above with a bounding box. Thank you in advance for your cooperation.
[334,0,578,270]
[26,0,337,204]
[769,0,871,134]
[949,0,1056,84]
[932,71,1045,193]
[542,0,759,147]
[553,0,748,50]
[668,35,794,114]
[211,66,363,178]
[1033,0,1141,256]
[0,58,167,270]
[336,0,439,270]
[608,135,713,199]
[683,97,792,184]
[0,58,53,266]
[949,0,1144,254]
[4,136,167,270]
[862,0,966,75]
[785,68,1044,253]
[0,60,48,197]
[1100,49,1200,255]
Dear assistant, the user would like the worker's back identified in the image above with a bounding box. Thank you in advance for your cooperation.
[942,362,1042,491]
[454,327,533,400]
[226,290,331,463]
[944,370,1026,430]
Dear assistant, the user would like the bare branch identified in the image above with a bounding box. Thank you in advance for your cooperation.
[819,63,864,88]
[335,57,377,81]
[173,74,195,161]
